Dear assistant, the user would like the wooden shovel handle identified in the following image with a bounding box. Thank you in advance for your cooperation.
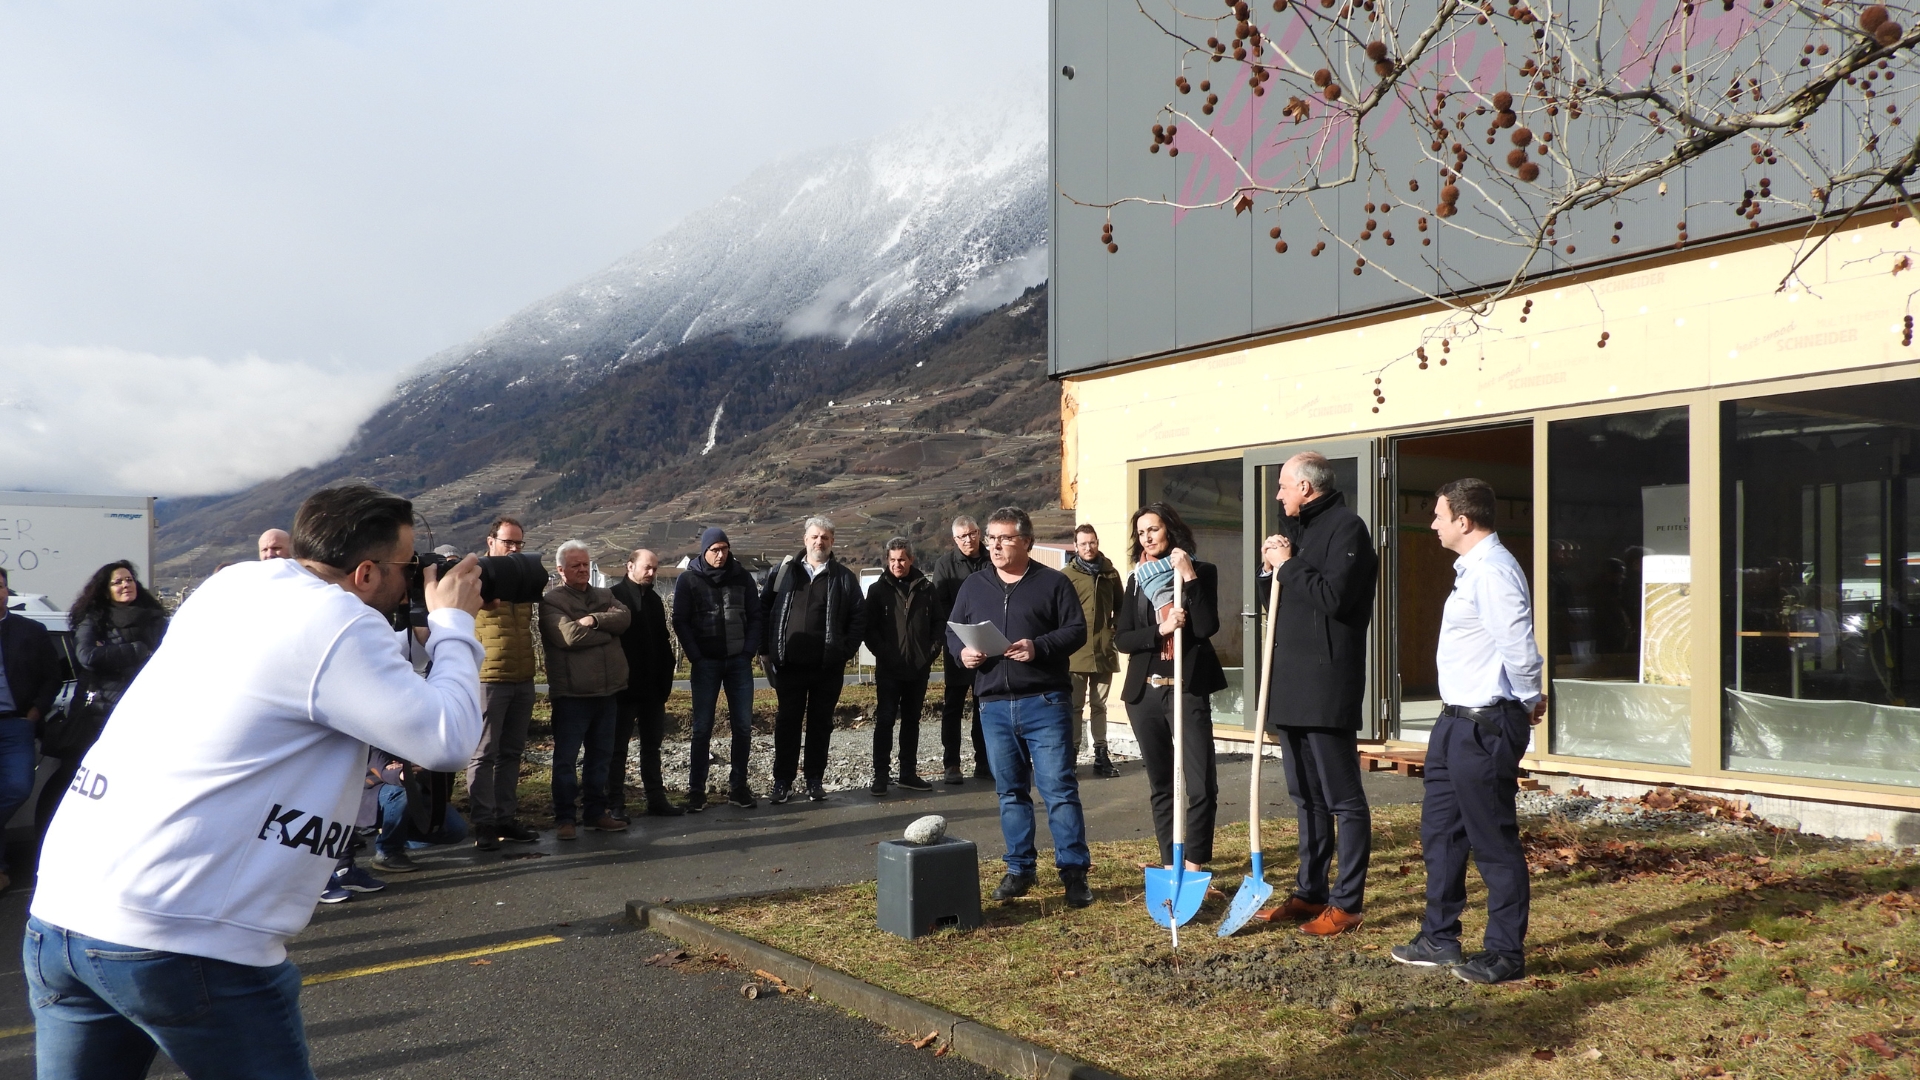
[1248,570,1283,853]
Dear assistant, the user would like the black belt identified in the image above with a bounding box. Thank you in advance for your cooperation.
[1442,701,1520,727]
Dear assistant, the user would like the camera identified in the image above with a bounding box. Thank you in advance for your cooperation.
[409,551,549,607]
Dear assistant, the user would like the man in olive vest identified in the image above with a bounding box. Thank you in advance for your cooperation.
[469,517,543,849]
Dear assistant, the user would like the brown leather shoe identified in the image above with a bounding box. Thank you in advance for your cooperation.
[1299,906,1365,936]
[1254,895,1327,923]
[557,822,578,841]
[590,813,628,832]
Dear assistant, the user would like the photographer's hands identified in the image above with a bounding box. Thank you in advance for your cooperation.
[423,554,484,617]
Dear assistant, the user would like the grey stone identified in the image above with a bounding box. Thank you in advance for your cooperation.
[903,814,947,845]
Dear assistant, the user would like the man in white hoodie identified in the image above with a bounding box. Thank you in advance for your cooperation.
[27,484,485,1079]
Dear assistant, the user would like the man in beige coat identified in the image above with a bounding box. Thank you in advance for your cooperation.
[540,539,631,839]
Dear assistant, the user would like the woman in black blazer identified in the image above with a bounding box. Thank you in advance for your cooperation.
[1114,501,1227,870]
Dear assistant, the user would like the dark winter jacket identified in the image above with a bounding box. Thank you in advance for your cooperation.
[760,554,865,672]
[671,557,762,662]
[1064,554,1123,674]
[1259,491,1379,731]
[609,578,675,705]
[74,604,169,709]
[863,567,941,678]
[928,546,991,666]
[1114,558,1228,704]
[944,561,1087,701]
[0,610,62,718]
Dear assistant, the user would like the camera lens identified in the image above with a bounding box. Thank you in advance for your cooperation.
[475,553,549,605]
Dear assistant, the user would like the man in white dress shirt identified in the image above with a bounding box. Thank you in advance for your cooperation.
[1392,477,1546,985]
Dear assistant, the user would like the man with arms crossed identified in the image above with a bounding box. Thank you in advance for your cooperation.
[947,507,1093,909]
[29,485,485,1078]
[1392,478,1545,985]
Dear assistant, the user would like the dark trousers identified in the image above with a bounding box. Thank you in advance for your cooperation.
[550,695,616,824]
[1126,686,1219,866]
[872,669,930,781]
[612,690,670,811]
[1278,726,1372,913]
[940,658,988,770]
[1420,705,1531,960]
[773,664,844,785]
[468,680,535,829]
[689,654,755,796]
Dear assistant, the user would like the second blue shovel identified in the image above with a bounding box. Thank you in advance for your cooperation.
[1143,571,1210,945]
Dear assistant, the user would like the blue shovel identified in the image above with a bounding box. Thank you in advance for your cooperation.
[1144,570,1211,946]
[1219,571,1283,936]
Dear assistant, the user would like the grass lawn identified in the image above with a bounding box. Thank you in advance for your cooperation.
[694,804,1920,1079]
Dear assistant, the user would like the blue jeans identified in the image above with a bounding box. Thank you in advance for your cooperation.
[24,916,313,1080]
[549,695,616,824]
[688,655,755,796]
[375,783,469,854]
[0,718,37,871]
[978,692,1090,876]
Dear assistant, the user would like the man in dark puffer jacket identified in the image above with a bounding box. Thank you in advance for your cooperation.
[671,527,763,811]
[759,517,864,805]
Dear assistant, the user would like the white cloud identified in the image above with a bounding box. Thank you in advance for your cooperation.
[0,347,391,497]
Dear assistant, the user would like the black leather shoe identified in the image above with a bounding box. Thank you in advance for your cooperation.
[769,781,792,805]
[990,873,1037,901]
[806,780,828,802]
[973,763,994,782]
[869,778,888,797]
[1390,934,1463,967]
[1059,867,1094,909]
[896,774,934,792]
[1453,952,1526,984]
[646,800,686,817]
[1092,748,1119,778]
[474,829,500,852]
[496,821,540,844]
[943,766,964,785]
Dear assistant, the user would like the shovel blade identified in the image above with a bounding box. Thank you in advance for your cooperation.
[1216,874,1274,937]
[1144,867,1212,928]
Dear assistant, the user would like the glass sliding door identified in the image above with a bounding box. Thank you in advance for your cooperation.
[1723,380,1920,787]
[1138,458,1245,724]
[1546,407,1692,765]
[1241,439,1381,737]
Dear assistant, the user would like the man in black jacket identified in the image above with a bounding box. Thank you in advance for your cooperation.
[610,549,682,818]
[0,567,64,891]
[947,507,1092,909]
[1258,451,1380,936]
[760,517,865,804]
[928,515,992,785]
[671,527,764,811]
[864,537,941,796]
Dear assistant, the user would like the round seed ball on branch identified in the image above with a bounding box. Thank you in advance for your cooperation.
[1862,4,1890,32]
[1518,161,1541,182]
[1492,90,1513,110]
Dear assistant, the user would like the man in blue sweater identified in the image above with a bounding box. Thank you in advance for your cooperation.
[945,506,1093,909]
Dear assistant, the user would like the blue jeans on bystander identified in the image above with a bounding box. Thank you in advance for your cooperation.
[549,695,617,824]
[0,718,37,872]
[688,655,755,797]
[375,783,469,854]
[24,915,314,1080]
[978,691,1090,877]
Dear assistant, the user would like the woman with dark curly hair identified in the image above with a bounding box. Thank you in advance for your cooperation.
[38,562,169,828]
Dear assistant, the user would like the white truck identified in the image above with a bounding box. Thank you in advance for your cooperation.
[0,491,156,613]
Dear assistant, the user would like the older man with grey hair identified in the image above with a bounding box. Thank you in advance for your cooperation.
[760,517,865,803]
[539,539,631,839]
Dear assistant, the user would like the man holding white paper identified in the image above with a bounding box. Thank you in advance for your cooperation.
[945,506,1093,909]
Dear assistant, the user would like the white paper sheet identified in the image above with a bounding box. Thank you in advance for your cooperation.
[948,620,1013,655]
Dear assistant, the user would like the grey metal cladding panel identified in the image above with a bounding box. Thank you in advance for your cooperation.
[1053,0,1111,374]
[1172,4,1253,349]
[1104,1,1179,363]
[1339,101,1435,316]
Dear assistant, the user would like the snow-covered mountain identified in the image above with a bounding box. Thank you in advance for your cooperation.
[425,95,1047,380]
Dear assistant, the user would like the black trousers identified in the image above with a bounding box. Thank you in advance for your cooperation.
[1126,685,1218,866]
[940,658,988,770]
[1278,726,1372,913]
[773,664,844,785]
[872,670,930,780]
[1420,704,1531,959]
[611,689,670,811]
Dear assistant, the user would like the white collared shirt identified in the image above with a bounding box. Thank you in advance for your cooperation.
[802,557,829,580]
[1436,532,1543,708]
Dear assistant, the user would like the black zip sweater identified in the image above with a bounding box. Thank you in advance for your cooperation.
[943,560,1087,700]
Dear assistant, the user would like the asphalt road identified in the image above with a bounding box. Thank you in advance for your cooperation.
[0,755,1421,1079]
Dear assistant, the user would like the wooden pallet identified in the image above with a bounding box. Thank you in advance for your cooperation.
[1358,747,1547,790]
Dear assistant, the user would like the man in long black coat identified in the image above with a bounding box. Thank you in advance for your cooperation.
[1258,451,1379,936]
[610,549,682,817]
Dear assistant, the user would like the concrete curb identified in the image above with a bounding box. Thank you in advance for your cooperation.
[627,900,1125,1080]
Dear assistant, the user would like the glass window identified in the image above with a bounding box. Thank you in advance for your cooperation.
[1547,407,1692,765]
[1724,381,1920,787]
[1140,459,1244,722]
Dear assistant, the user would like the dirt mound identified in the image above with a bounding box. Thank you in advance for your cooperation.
[1108,939,1475,1012]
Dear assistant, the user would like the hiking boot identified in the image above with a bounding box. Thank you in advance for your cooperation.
[646,799,686,817]
[1300,906,1365,936]
[556,822,578,841]
[806,780,828,802]
[370,849,418,874]
[1453,952,1526,985]
[497,821,540,844]
[869,777,888,797]
[1256,895,1327,923]
[1093,747,1119,778]
[1060,867,1094,909]
[590,813,628,832]
[332,866,386,894]
[943,766,964,785]
[990,872,1037,901]
[768,782,792,805]
[1390,934,1464,968]
[895,774,933,792]
[729,785,759,809]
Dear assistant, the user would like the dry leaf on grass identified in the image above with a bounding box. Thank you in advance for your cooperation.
[1531,1048,1556,1061]
[1850,1032,1899,1059]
